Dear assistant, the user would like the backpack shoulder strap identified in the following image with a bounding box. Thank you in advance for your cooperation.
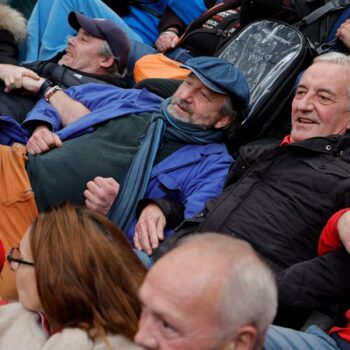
[299,0,350,26]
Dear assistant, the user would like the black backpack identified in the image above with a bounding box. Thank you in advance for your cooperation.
[240,0,350,48]
[216,1,350,146]
[217,19,314,145]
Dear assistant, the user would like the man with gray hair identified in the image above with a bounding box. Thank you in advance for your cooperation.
[137,51,350,328]
[135,233,277,350]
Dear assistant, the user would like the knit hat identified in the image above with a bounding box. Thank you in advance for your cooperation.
[182,56,250,111]
[68,11,130,73]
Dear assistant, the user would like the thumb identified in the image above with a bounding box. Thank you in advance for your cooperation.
[23,69,40,80]
[53,134,63,148]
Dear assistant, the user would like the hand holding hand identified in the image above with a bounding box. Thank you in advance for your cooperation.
[0,64,41,92]
[155,30,179,52]
[21,76,45,94]
[84,177,120,215]
[134,203,166,255]
[26,125,62,155]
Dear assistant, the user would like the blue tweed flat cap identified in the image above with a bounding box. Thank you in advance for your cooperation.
[182,56,249,111]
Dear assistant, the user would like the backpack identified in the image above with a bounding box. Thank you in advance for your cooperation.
[177,0,242,57]
[239,0,350,48]
[217,19,314,145]
[216,1,350,145]
[296,0,350,48]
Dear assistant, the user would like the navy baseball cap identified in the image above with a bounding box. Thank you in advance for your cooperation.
[182,56,250,111]
[68,11,130,73]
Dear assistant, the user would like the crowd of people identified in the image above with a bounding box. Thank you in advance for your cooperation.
[1,0,350,349]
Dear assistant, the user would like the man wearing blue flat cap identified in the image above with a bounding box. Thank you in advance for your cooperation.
[0,56,249,299]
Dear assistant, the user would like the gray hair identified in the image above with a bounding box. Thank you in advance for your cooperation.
[313,51,350,67]
[179,233,277,350]
[99,40,126,77]
[313,52,350,109]
[220,95,238,122]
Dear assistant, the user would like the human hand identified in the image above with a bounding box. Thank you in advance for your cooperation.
[26,125,62,155]
[84,177,120,215]
[21,76,45,94]
[134,203,166,255]
[336,19,350,49]
[155,30,179,52]
[0,64,41,92]
[338,210,350,253]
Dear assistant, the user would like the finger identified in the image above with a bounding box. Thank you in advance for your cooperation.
[94,176,111,188]
[23,69,40,80]
[147,219,160,249]
[134,231,142,250]
[156,218,165,240]
[14,76,23,89]
[84,189,99,205]
[86,180,102,195]
[138,223,153,255]
[171,36,178,48]
[85,197,98,211]
[27,139,44,155]
[105,177,119,187]
[32,136,51,153]
[52,134,63,148]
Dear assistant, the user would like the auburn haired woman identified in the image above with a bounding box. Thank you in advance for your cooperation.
[0,203,144,349]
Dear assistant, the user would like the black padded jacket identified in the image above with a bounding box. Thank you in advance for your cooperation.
[156,134,350,328]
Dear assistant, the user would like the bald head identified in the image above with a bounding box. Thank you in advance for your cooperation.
[135,233,277,350]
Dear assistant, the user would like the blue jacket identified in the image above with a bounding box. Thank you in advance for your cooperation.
[0,83,233,241]
[125,0,207,44]
[127,142,232,240]
[0,84,163,145]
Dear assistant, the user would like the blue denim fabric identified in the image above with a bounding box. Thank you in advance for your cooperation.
[134,249,154,269]
[264,325,341,350]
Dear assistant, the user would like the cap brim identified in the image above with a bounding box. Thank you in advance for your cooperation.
[180,64,227,95]
[68,12,103,40]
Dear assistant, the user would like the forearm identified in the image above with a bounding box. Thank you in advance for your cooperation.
[46,88,91,127]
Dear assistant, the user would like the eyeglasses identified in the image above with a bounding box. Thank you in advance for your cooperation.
[7,247,34,271]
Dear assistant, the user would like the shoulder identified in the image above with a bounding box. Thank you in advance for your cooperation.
[101,335,142,350]
[47,329,142,350]
[0,303,47,349]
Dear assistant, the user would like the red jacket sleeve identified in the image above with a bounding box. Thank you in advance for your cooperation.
[318,208,350,255]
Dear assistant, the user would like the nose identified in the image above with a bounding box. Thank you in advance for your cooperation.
[134,314,158,349]
[178,85,194,103]
[67,35,76,46]
[294,93,314,112]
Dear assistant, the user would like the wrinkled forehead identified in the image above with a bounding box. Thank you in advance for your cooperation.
[184,73,226,98]
[297,62,349,98]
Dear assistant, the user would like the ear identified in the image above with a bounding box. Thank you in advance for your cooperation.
[214,114,232,129]
[100,55,115,69]
[222,325,258,350]
[346,113,350,130]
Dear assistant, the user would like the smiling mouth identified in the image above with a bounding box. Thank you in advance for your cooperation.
[175,103,187,112]
[64,50,73,57]
[297,117,316,124]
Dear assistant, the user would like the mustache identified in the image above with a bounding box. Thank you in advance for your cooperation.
[170,97,193,114]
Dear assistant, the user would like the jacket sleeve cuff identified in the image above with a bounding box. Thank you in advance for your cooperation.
[136,198,184,229]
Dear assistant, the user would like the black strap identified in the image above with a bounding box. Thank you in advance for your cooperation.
[315,36,338,53]
[299,0,350,26]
